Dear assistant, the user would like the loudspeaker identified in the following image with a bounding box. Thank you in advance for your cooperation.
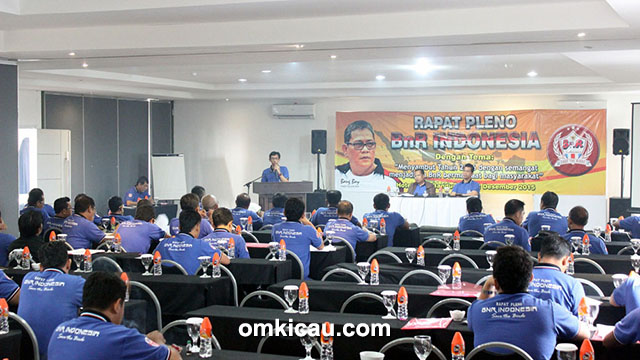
[311,130,327,154]
[305,192,326,212]
[613,128,630,155]
[609,197,632,219]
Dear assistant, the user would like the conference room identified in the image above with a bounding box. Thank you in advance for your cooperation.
[2,1,640,359]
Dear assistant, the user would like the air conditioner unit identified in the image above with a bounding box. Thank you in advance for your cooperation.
[272,104,315,119]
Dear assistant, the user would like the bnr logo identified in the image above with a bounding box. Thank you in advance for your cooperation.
[453,345,462,353]
[546,124,600,177]
[399,296,406,303]
[582,353,593,360]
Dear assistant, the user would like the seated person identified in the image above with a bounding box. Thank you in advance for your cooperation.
[311,190,360,227]
[324,201,376,260]
[522,191,568,237]
[484,199,531,251]
[363,193,409,247]
[407,169,435,197]
[263,193,287,227]
[158,209,229,275]
[604,307,640,348]
[614,215,640,238]
[169,193,214,238]
[201,194,219,223]
[469,246,588,359]
[561,206,607,254]
[191,185,206,202]
[450,163,480,197]
[0,269,20,306]
[48,272,181,360]
[9,211,46,263]
[18,241,85,358]
[271,198,323,279]
[20,188,51,231]
[45,197,72,231]
[124,176,153,206]
[610,272,640,315]
[203,208,249,259]
[103,196,134,225]
[116,205,167,254]
[458,197,495,235]
[0,210,17,267]
[231,193,263,230]
[528,233,585,315]
[62,195,106,249]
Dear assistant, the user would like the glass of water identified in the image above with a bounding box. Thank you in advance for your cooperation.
[504,234,515,246]
[198,256,211,278]
[300,334,315,360]
[357,262,370,285]
[485,250,497,271]
[442,233,453,250]
[140,254,153,276]
[555,343,577,360]
[268,242,280,261]
[284,285,299,313]
[437,265,451,284]
[613,273,628,288]
[186,317,203,353]
[593,226,602,239]
[570,237,581,254]
[72,252,84,272]
[9,249,23,269]
[631,239,640,254]
[632,255,640,274]
[405,248,417,264]
[369,220,379,231]
[381,290,397,319]
[413,335,433,360]
[240,217,248,230]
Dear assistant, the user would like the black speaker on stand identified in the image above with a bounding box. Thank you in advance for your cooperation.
[613,129,630,197]
[311,130,327,191]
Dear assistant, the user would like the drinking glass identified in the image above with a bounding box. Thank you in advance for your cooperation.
[570,237,581,255]
[442,233,453,250]
[613,274,628,288]
[268,242,280,261]
[186,317,203,353]
[104,235,115,252]
[57,233,68,242]
[381,290,397,319]
[198,256,211,278]
[300,334,314,360]
[405,248,417,264]
[101,218,110,231]
[240,217,248,230]
[284,285,299,313]
[632,255,640,273]
[555,343,577,360]
[504,234,515,246]
[631,239,640,255]
[140,254,153,276]
[9,249,23,269]
[485,250,497,271]
[437,265,451,284]
[413,335,433,360]
[610,218,617,227]
[305,212,311,220]
[73,253,84,272]
[369,220,379,231]
[357,262,370,285]
[325,230,335,243]
[587,302,600,325]
[593,226,602,239]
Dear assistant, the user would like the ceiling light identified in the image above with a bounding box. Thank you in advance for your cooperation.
[192,72,198,76]
[376,75,386,80]
[577,32,586,38]
[527,70,538,77]
[238,78,247,82]
[82,62,88,68]
[413,58,434,75]
[330,55,337,59]
[147,98,158,102]
[225,98,230,102]
[504,63,513,68]
[294,44,304,49]
[261,70,272,73]
[68,52,76,56]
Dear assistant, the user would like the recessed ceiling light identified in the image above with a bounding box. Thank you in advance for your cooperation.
[376,75,386,80]
[225,98,230,102]
[147,98,157,102]
[527,70,538,77]
[68,52,76,56]
[294,44,304,49]
[504,63,513,68]
[238,78,247,82]
[82,62,88,68]
[413,58,434,75]
[330,55,337,59]
[261,70,272,73]
[192,72,198,76]
[577,32,586,38]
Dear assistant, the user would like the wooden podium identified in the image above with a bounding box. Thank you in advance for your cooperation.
[253,181,314,211]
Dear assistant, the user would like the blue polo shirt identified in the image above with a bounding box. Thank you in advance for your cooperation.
[62,214,105,249]
[48,311,171,360]
[484,218,531,251]
[203,229,250,259]
[168,217,213,239]
[522,208,567,238]
[528,264,586,315]
[458,212,495,234]
[324,218,370,260]
[263,207,285,226]
[45,216,68,231]
[468,293,579,360]
[231,207,263,230]
[116,220,166,253]
[0,233,17,267]
[311,207,360,227]
[452,180,480,195]
[619,216,640,238]
[18,268,84,358]
[124,186,150,205]
[21,206,51,231]
[43,204,56,217]
[261,166,289,182]
[156,233,221,275]
[613,274,640,315]
[613,307,640,345]
[271,221,322,279]
[0,269,19,302]
[561,229,608,255]
[103,214,134,224]
[363,209,405,247]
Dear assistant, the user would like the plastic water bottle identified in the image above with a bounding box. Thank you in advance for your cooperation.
[370,259,379,285]
[397,286,408,321]
[83,249,92,273]
[416,246,425,266]
[247,216,253,232]
[453,230,460,251]
[227,239,235,260]
[278,239,287,261]
[22,246,32,270]
[380,218,387,235]
[582,234,590,256]
[199,317,213,358]
[439,186,444,198]
[452,262,462,289]
[605,224,612,242]
[320,322,333,360]
[567,254,575,276]
[153,251,162,276]
[120,272,130,302]
[451,332,465,360]
[298,282,309,314]
[0,298,9,335]
[362,218,368,229]
[211,253,221,278]
[114,233,122,253]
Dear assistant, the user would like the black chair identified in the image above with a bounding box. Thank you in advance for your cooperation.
[340,293,387,315]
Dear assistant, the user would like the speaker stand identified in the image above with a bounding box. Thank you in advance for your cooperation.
[620,154,626,198]
[316,153,321,191]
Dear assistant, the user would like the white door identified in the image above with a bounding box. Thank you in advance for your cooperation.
[37,129,71,201]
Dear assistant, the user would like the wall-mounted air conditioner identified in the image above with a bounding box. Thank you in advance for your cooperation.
[271,104,315,119]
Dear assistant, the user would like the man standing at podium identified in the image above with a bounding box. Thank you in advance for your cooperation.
[262,151,289,182]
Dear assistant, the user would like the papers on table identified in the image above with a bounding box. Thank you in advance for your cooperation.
[430,281,481,298]
[311,245,336,252]
[67,249,105,255]
[591,324,615,341]
[401,318,453,330]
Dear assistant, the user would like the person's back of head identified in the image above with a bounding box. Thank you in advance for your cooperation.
[108,196,123,214]
[179,209,201,234]
[212,208,234,227]
[137,199,152,208]
[504,199,525,217]
[337,201,353,217]
[235,193,251,209]
[39,241,70,270]
[538,233,571,260]
[27,188,44,207]
[180,193,200,212]
[201,195,218,212]
[541,191,559,209]
[74,195,95,215]
[493,246,533,294]
[134,205,155,222]
[53,197,71,215]
[568,206,589,227]
[191,186,206,200]
[82,272,126,322]
[272,193,288,209]
[373,193,390,211]
[284,198,305,222]
[326,190,342,207]
[19,211,43,237]
[466,197,483,213]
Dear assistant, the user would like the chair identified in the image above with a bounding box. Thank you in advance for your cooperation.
[161,319,221,349]
[479,241,505,250]
[475,274,492,286]
[130,281,163,331]
[266,250,304,280]
[329,235,356,263]
[195,264,239,306]
[426,298,472,318]
[160,259,189,275]
[367,250,402,264]
[438,254,479,269]
[241,230,260,243]
[467,342,534,360]
[321,268,362,283]
[576,277,605,297]
[573,258,606,275]
[339,293,386,315]
[92,256,124,273]
[379,337,446,360]
[460,230,484,237]
[617,246,635,255]
[240,290,288,309]
[259,224,274,231]
[9,312,40,360]
[421,238,450,249]
[257,335,322,356]
[399,269,444,286]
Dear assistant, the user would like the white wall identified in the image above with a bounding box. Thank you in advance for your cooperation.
[18,89,41,128]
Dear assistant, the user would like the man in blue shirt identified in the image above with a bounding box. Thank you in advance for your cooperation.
[610,273,640,315]
[522,191,568,237]
[124,176,153,206]
[18,241,85,358]
[604,307,640,348]
[103,196,134,226]
[469,246,588,360]
[363,193,409,247]
[158,209,229,275]
[325,201,376,260]
[262,151,290,183]
[561,206,608,254]
[272,198,323,279]
[615,215,640,238]
[201,194,219,223]
[0,210,17,267]
[62,195,105,249]
[21,188,51,231]
[311,190,361,227]
[45,197,72,231]
[263,193,287,227]
[484,199,531,251]
[450,163,480,197]
[458,197,495,235]
[203,208,250,259]
[528,233,585,315]
[8,211,46,263]
[407,169,436,197]
[169,193,214,238]
[0,269,20,306]
[48,272,181,360]
[116,205,167,253]
[231,193,263,230]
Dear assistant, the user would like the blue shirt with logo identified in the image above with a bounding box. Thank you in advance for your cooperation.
[45,216,68,231]
[311,207,360,227]
[261,166,289,182]
[271,221,322,279]
[62,214,106,249]
[202,229,250,259]
[21,206,51,231]
[168,217,213,239]
[48,311,170,360]
[484,218,531,251]
[324,218,370,260]
[124,186,150,205]
[0,233,17,267]
[522,208,568,238]
[116,220,166,253]
[528,264,586,316]
[561,229,608,255]
[619,216,640,238]
[468,293,579,360]
[613,274,640,315]
[363,209,406,247]
[156,233,221,275]
[613,307,640,345]
[263,207,285,226]
[0,269,19,302]
[458,212,495,235]
[18,268,85,358]
[231,207,263,230]
[452,180,480,195]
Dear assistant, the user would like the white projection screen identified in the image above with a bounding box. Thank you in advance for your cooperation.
[632,103,640,208]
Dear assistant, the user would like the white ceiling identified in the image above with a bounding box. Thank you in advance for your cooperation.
[2,0,640,100]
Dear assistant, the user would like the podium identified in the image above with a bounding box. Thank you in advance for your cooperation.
[253,181,314,211]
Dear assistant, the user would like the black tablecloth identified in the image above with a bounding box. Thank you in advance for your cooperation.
[183,349,300,359]
[392,227,422,247]
[227,258,292,285]
[0,329,21,360]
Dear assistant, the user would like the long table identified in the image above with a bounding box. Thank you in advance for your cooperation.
[0,329,21,360]
[389,196,467,227]
[183,350,300,360]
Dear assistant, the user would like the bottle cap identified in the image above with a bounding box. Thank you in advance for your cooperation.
[579,339,594,360]
[582,234,590,245]
[228,238,235,247]
[0,298,8,310]
[398,286,408,305]
[84,249,91,258]
[453,262,461,276]
[371,259,379,274]
[299,282,308,299]
[279,239,286,250]
[235,225,242,234]
[248,216,253,224]
[23,246,30,256]
[111,217,116,226]
[578,297,588,317]
[120,272,129,282]
[454,230,460,240]
[200,317,212,338]
[417,245,424,258]
[212,252,220,266]
[153,251,161,263]
[49,231,57,241]
[321,322,332,344]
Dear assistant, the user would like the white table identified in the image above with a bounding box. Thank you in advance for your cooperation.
[389,196,468,227]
